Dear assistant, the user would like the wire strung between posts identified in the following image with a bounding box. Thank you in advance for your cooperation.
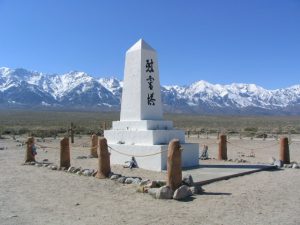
[35,143,57,150]
[289,140,300,145]
[71,141,91,148]
[226,140,279,151]
[107,145,170,158]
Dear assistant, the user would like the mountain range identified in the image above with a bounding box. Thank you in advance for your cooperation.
[1,67,300,115]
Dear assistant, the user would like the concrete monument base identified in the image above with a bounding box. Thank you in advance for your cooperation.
[107,143,199,171]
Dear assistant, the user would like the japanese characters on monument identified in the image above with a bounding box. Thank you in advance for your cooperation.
[146,59,156,106]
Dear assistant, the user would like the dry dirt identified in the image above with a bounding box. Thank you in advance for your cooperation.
[0,135,300,225]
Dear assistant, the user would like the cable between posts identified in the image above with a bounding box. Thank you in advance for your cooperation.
[35,143,58,150]
[107,145,169,158]
[226,140,279,150]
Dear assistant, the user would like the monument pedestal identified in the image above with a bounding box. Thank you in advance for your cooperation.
[106,143,199,171]
[104,120,199,171]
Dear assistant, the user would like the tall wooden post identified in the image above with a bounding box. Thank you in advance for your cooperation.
[280,137,290,164]
[90,134,98,158]
[25,137,36,162]
[60,137,70,168]
[96,138,111,179]
[218,134,227,160]
[167,139,182,191]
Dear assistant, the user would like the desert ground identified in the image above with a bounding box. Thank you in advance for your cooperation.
[0,134,300,225]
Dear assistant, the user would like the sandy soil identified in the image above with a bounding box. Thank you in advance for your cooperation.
[0,135,300,225]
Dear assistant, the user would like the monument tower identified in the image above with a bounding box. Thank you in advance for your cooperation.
[104,39,199,171]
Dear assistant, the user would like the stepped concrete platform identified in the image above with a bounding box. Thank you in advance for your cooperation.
[108,143,199,171]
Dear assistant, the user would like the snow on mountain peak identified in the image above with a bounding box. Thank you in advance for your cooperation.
[1,67,300,114]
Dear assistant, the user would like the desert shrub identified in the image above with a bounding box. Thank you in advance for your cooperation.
[244,127,258,133]
[255,133,268,138]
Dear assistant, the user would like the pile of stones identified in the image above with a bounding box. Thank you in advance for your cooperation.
[226,158,248,163]
[269,157,299,169]
[137,174,204,201]
[23,161,204,200]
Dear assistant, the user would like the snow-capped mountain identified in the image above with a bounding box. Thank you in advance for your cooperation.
[1,67,300,115]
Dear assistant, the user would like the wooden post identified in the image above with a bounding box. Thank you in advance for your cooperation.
[280,137,290,164]
[167,139,182,191]
[218,134,227,160]
[217,131,220,140]
[60,137,70,168]
[96,138,111,179]
[90,134,98,158]
[25,137,36,162]
[187,130,190,138]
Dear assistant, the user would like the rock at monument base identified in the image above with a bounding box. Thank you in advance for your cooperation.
[82,169,94,176]
[110,174,121,180]
[292,163,299,169]
[182,174,194,187]
[50,165,58,170]
[148,188,158,198]
[156,186,173,199]
[145,181,157,188]
[139,179,150,186]
[125,177,135,184]
[190,186,204,195]
[67,166,76,173]
[173,185,193,200]
[73,167,82,173]
[274,160,283,168]
[117,176,127,184]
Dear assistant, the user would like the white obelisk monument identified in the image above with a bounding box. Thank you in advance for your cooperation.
[104,39,199,171]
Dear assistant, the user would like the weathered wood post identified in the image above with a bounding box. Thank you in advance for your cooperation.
[280,137,290,164]
[25,137,36,162]
[90,134,98,158]
[187,130,190,138]
[217,131,220,140]
[218,134,227,160]
[167,139,182,191]
[96,137,111,178]
[60,137,70,168]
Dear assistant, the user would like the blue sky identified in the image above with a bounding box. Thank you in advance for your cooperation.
[0,0,299,89]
